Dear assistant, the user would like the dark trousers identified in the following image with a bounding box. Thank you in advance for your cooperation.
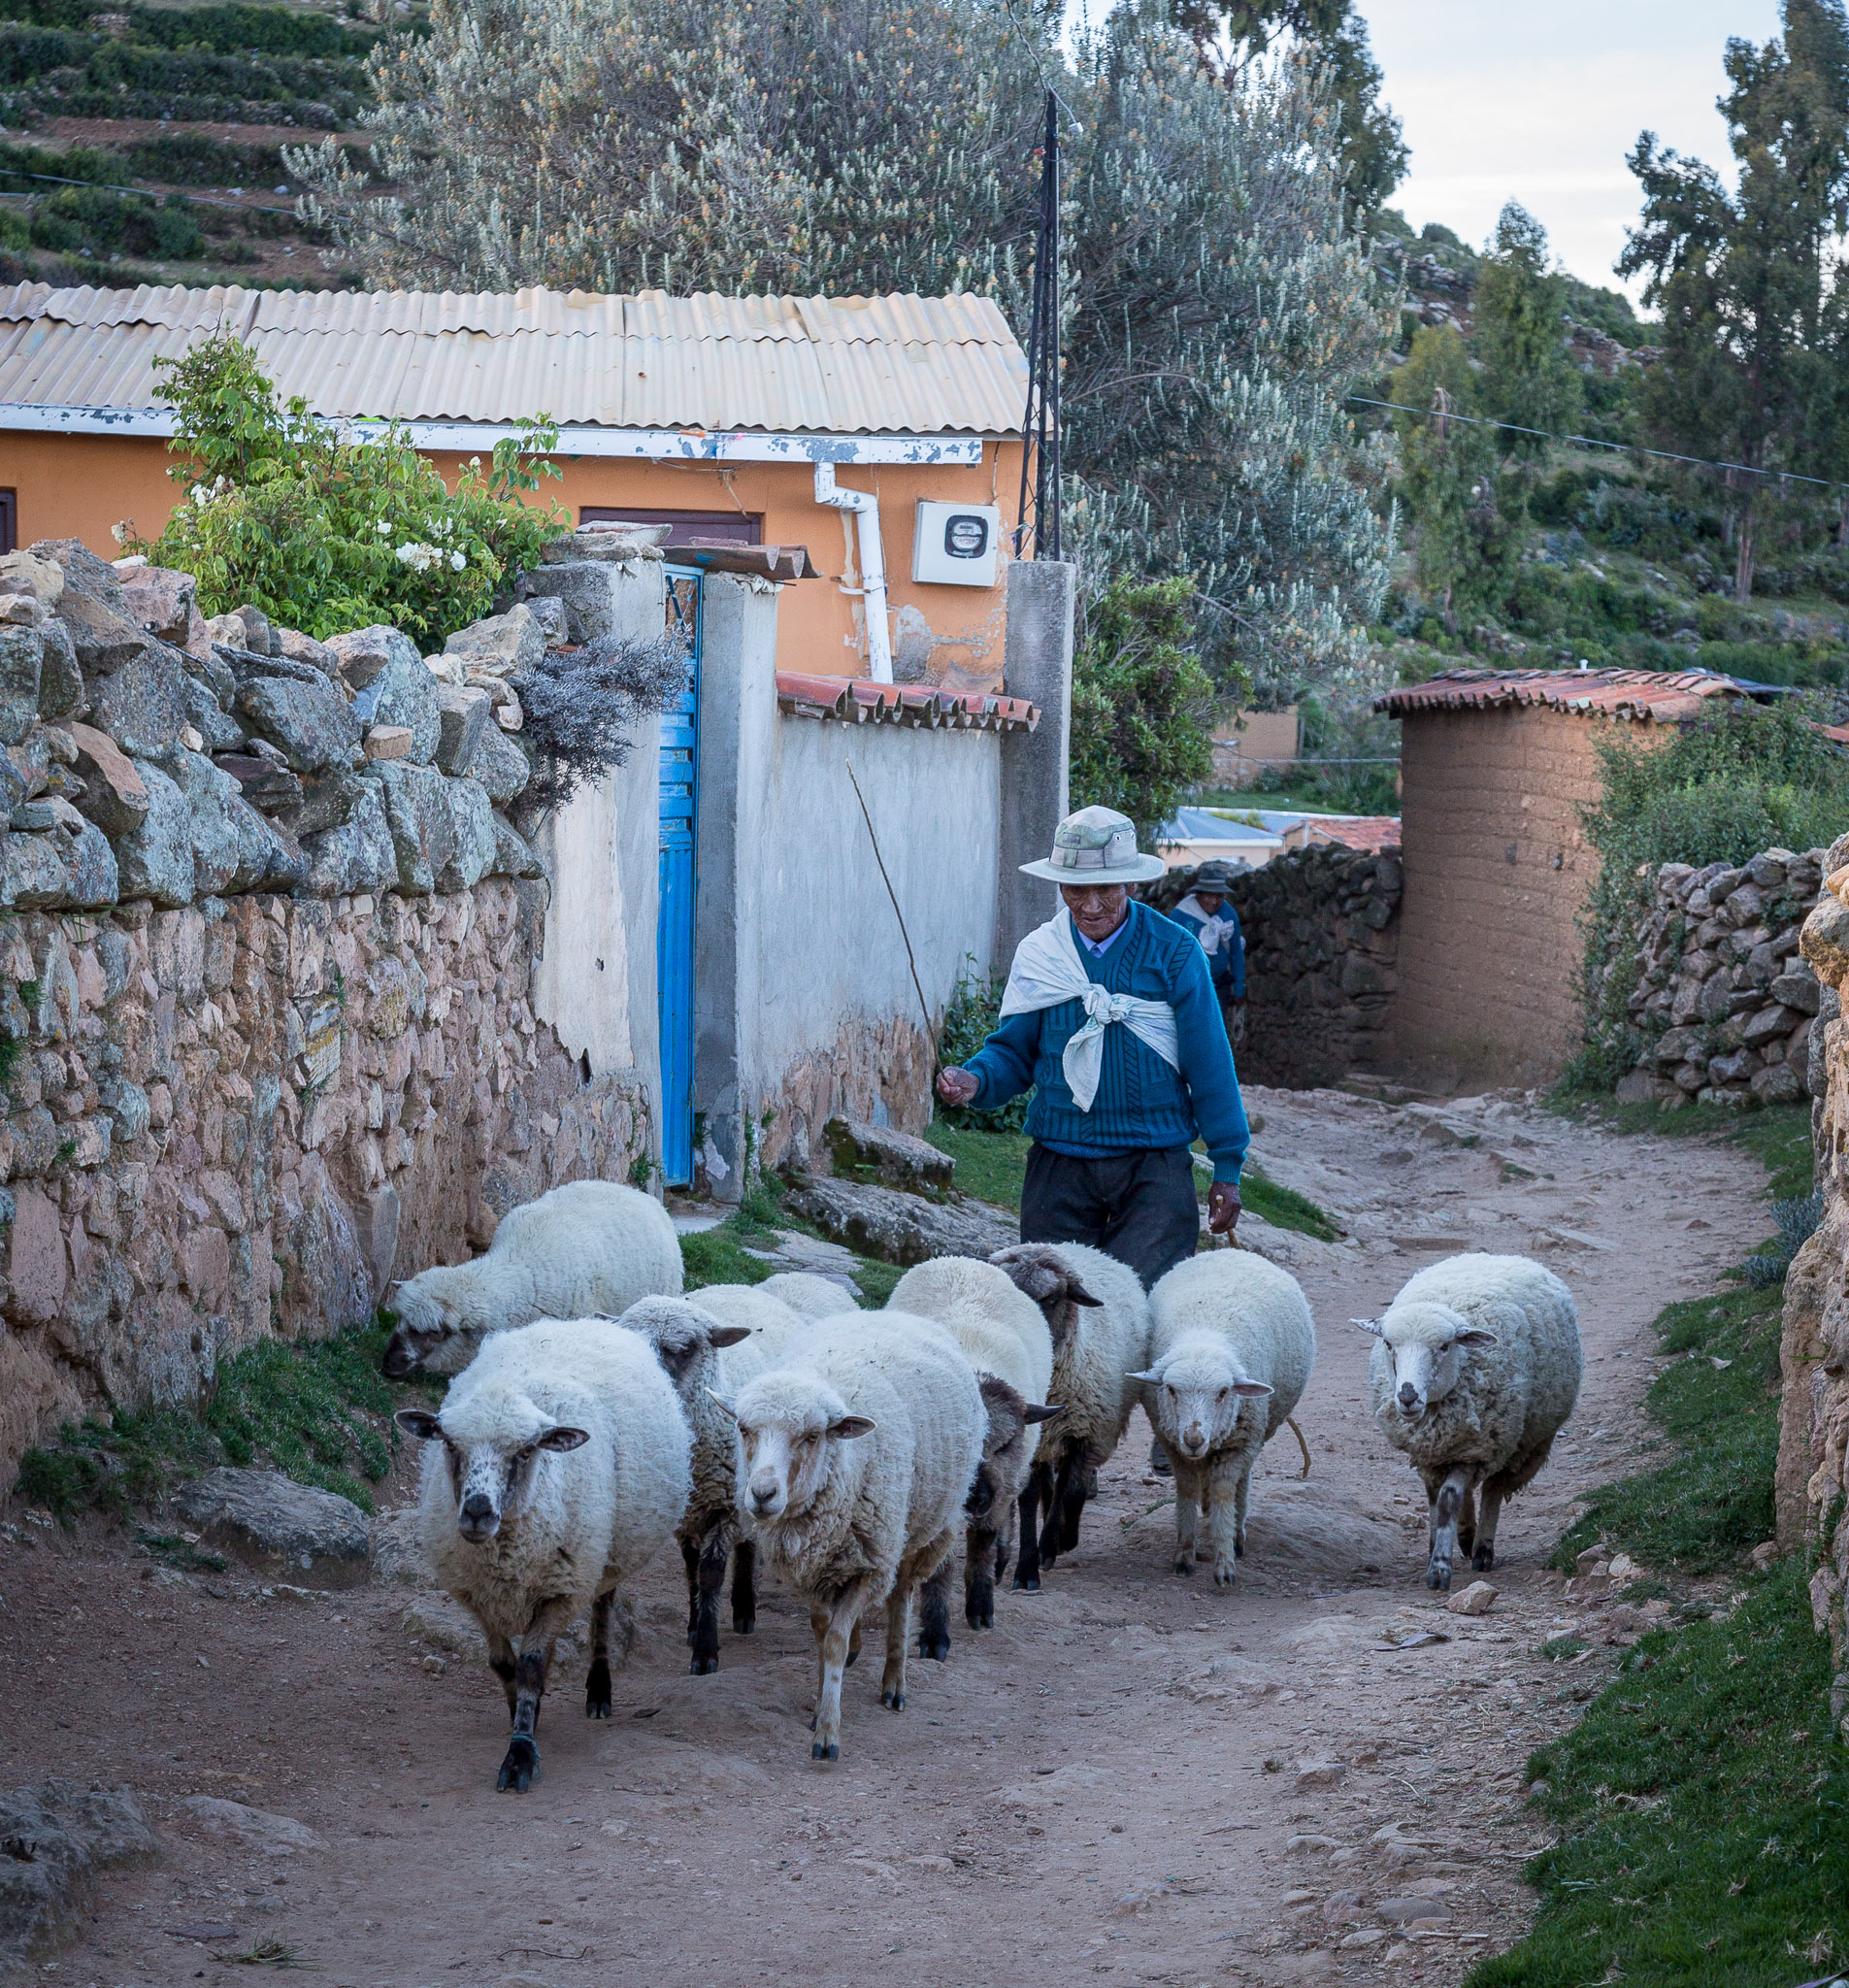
[1019,1143,1199,1293]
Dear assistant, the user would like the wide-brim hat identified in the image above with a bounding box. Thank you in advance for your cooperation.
[1192,860,1237,890]
[1019,804,1169,884]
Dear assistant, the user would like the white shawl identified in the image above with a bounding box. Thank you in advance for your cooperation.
[1174,893,1240,959]
[998,914,1179,1112]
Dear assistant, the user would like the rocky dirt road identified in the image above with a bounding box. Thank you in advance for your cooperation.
[0,1087,1769,1987]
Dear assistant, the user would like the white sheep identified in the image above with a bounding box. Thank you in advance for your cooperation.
[381,1179,682,1377]
[719,1311,986,1760]
[758,1271,862,1320]
[614,1296,754,1673]
[1136,1252,1316,1586]
[886,1257,1060,1652]
[395,1316,691,1790]
[990,1242,1152,1587]
[1360,1253,1582,1590]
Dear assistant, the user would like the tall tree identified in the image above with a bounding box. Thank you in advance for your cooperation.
[1173,0,1407,223]
[1471,200,1581,464]
[1619,0,1849,601]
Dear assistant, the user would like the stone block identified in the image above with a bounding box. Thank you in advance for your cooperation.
[66,721,149,836]
[116,565,195,644]
[230,603,279,656]
[0,627,43,746]
[465,721,531,804]
[236,673,363,774]
[36,622,83,724]
[0,814,116,911]
[1445,1579,1498,1615]
[1652,1023,1704,1069]
[823,1114,955,1192]
[0,1780,157,1973]
[445,604,545,677]
[297,777,397,899]
[180,672,242,752]
[516,560,628,644]
[1772,969,1821,1015]
[488,811,544,879]
[1615,1069,1679,1108]
[173,1467,371,1588]
[0,549,64,606]
[363,724,413,761]
[214,752,304,812]
[782,1175,1016,1266]
[88,644,186,757]
[109,760,196,907]
[165,747,296,895]
[281,771,362,841]
[326,624,420,690]
[1709,1047,1760,1086]
[51,590,149,677]
[352,648,440,763]
[366,759,455,896]
[435,686,490,775]
[7,1182,65,1325]
[1741,1004,1798,1050]
[438,776,498,893]
[1752,1061,1805,1104]
[277,628,339,675]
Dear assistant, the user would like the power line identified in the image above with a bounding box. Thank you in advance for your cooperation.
[1347,394,1849,494]
[0,169,300,216]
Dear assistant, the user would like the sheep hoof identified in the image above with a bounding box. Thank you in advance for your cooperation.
[880,1689,907,1711]
[689,1653,719,1676]
[966,1600,993,1631]
[1213,1563,1237,1588]
[733,1612,755,1635]
[1173,1556,1194,1576]
[916,1631,950,1662]
[585,1658,611,1718]
[1426,1564,1452,1591]
[1234,1535,1245,1559]
[496,1738,540,1792]
[1472,1543,1496,1572]
[810,1740,839,1762]
[1011,1572,1040,1593]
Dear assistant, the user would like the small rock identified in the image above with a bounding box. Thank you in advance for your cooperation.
[1573,1544,1611,1575]
[1749,1540,1780,1571]
[0,1780,157,1971]
[172,1469,370,1588]
[1338,1929,1387,1950]
[823,1114,955,1192]
[1295,1760,1347,1791]
[1377,1896,1451,1927]
[175,1797,324,1854]
[1606,1552,1639,1580]
[364,724,414,761]
[781,1175,1016,1267]
[1321,1890,1368,1926]
[1445,1580,1498,1616]
[179,723,205,752]
[435,686,491,776]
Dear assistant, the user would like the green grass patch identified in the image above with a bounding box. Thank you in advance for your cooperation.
[1468,1562,1849,1988]
[922,1116,1029,1211]
[1552,1279,1783,1575]
[14,1321,432,1521]
[1239,1162,1341,1241]
[677,1172,905,1306]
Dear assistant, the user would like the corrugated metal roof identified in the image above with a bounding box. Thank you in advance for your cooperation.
[0,282,1026,436]
[1375,666,1746,727]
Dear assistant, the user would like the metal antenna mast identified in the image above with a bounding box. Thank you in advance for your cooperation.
[1014,87,1062,562]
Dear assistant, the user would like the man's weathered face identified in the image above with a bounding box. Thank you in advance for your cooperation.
[1061,882,1130,943]
[1196,892,1224,914]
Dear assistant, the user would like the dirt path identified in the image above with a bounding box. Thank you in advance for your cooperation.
[0,1088,1770,1988]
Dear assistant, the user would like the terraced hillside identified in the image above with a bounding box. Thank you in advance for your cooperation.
[0,0,401,290]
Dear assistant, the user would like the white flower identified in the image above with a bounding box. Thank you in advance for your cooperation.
[449,550,466,571]
[395,542,443,573]
[377,520,392,535]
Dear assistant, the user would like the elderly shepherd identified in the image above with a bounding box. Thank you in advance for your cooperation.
[937,807,1248,1289]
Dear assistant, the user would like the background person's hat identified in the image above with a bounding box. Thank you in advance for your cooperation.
[1018,805,1169,884]
[1192,860,1237,891]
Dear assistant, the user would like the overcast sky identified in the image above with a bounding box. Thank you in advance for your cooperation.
[1355,1,1784,301]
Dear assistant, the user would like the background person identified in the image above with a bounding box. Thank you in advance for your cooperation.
[1169,858,1247,1049]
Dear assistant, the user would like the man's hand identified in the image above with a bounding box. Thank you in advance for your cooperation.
[1206,1181,1240,1234]
[937,1066,979,1107]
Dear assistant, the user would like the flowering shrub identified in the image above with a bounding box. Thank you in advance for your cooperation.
[122,333,567,645]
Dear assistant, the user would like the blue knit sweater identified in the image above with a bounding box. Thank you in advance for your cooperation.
[963,903,1250,1182]
[1170,899,1246,998]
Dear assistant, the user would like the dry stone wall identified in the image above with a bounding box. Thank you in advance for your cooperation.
[0,534,658,1479]
[1612,847,1826,1110]
[1150,846,1402,1090]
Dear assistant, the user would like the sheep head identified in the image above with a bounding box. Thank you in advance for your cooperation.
[380,1272,467,1378]
[1129,1344,1271,1461]
[727,1371,874,1524]
[989,1243,1104,1349]
[395,1403,588,1542]
[617,1296,751,1398]
[967,1375,1064,1517]
[1368,1303,1499,1418]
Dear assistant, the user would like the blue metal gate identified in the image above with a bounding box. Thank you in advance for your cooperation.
[657,566,702,1187]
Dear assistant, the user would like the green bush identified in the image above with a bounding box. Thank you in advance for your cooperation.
[1568,701,1849,1087]
[130,333,567,646]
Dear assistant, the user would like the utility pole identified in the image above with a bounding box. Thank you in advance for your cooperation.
[1014,87,1062,562]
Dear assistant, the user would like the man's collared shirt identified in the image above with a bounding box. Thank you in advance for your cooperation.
[1075,919,1129,958]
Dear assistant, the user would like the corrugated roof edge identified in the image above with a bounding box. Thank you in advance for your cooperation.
[1374,666,1746,726]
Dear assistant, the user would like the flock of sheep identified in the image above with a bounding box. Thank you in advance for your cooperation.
[382,1179,1584,1789]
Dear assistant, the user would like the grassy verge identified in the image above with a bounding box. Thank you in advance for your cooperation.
[1467,1113,1849,1986]
[1239,1162,1341,1241]
[1552,1092,1814,1200]
[923,1116,1029,1210]
[678,1175,906,1306]
[15,1321,433,1519]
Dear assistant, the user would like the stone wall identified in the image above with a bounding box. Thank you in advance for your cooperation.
[1780,838,1849,1738]
[1147,845,1402,1090]
[1613,847,1826,1110]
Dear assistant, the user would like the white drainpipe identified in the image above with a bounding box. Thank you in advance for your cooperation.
[813,461,894,683]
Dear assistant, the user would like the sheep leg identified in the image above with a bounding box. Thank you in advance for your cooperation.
[1056,1455,1086,1554]
[809,1583,872,1761]
[1037,1450,1076,1568]
[487,1632,518,1718]
[690,1532,729,1676]
[1013,1469,1044,1592]
[585,1594,613,1718]
[1426,1467,1474,1591]
[1472,1479,1505,1572]
[1205,1458,1250,1587]
[1456,1484,1478,1562]
[731,1540,757,1636]
[965,1513,999,1631]
[1172,1460,1204,1575]
[497,1640,551,1793]
[846,1619,864,1669]
[679,1536,701,1648]
[881,1584,915,1711]
[917,1562,954,1661]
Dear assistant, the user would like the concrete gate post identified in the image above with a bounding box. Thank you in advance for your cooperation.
[995,559,1076,964]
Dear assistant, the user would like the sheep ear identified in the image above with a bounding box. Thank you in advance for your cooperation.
[829,1414,876,1441]
[1023,1402,1065,1424]
[705,1388,739,1423]
[707,1324,754,1349]
[1455,1328,1499,1346]
[1233,1379,1273,1399]
[536,1425,590,1452]
[1351,1317,1386,1339]
[1125,1368,1163,1383]
[1068,1279,1105,1308]
[394,1408,444,1441]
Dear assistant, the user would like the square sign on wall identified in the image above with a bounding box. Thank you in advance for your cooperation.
[912,500,1002,586]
